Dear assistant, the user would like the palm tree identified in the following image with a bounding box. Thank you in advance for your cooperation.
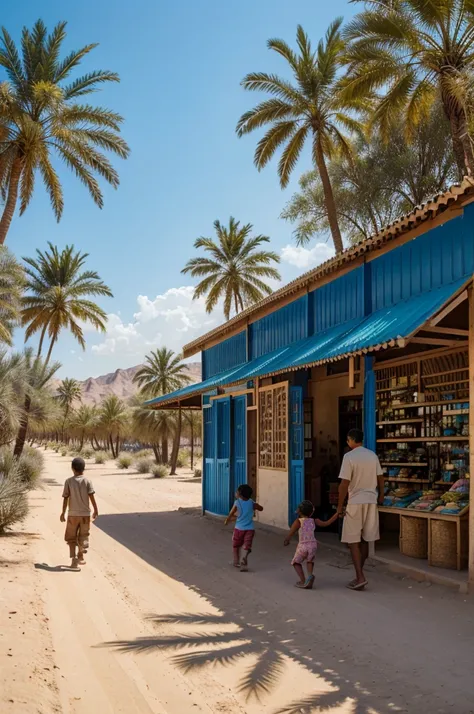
[0,247,24,344]
[343,0,474,177]
[236,22,360,254]
[0,19,130,245]
[22,242,113,363]
[0,350,25,447]
[13,349,60,457]
[99,395,128,458]
[181,218,281,319]
[72,404,98,450]
[134,348,191,464]
[132,406,176,465]
[183,410,202,469]
[57,377,82,439]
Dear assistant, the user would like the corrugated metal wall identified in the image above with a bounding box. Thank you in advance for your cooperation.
[312,266,364,333]
[249,295,308,359]
[202,330,247,380]
[371,208,474,311]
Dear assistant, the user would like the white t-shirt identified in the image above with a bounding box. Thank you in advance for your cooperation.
[339,446,383,505]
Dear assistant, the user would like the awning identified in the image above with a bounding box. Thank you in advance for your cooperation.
[147,278,468,409]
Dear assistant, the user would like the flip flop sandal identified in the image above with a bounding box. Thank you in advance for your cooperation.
[347,580,368,590]
[296,576,314,589]
[229,562,240,568]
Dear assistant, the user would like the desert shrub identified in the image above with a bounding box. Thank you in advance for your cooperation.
[135,449,153,459]
[0,468,29,534]
[94,451,109,464]
[176,449,189,468]
[151,464,167,478]
[81,447,94,459]
[116,453,133,469]
[0,448,43,490]
[60,448,68,457]
[194,468,202,479]
[135,457,152,474]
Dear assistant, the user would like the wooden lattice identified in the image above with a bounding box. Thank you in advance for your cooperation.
[259,384,288,470]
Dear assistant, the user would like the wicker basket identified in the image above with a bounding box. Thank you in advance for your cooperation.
[399,516,428,559]
[429,519,457,569]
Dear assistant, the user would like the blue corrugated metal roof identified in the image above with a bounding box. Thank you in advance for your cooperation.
[147,278,467,408]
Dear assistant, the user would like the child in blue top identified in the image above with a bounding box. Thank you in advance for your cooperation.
[225,484,263,571]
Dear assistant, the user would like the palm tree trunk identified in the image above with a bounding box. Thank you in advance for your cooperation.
[443,99,473,178]
[152,443,161,464]
[190,420,194,470]
[45,336,57,366]
[36,324,49,358]
[162,436,169,465]
[115,435,120,457]
[109,435,115,458]
[14,394,31,458]
[169,407,182,475]
[314,136,344,254]
[0,156,22,246]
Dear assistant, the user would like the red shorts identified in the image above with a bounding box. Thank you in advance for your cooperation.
[232,528,255,551]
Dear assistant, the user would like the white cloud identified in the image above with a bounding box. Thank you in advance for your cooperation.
[91,285,225,359]
[280,242,334,270]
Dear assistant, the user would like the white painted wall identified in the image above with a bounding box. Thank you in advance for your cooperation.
[256,467,288,530]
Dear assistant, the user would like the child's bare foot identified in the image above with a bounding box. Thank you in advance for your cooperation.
[78,554,86,565]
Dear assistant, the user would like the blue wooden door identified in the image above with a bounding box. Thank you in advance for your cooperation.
[203,402,216,514]
[289,386,304,526]
[215,396,232,515]
[232,395,247,500]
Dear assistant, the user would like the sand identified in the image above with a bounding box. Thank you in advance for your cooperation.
[1,449,474,714]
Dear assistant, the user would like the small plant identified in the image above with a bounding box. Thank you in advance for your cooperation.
[135,457,152,474]
[0,447,44,491]
[117,453,133,469]
[81,447,94,459]
[60,448,68,457]
[135,449,153,459]
[94,451,109,464]
[0,470,29,534]
[194,468,202,479]
[176,449,189,468]
[151,464,167,478]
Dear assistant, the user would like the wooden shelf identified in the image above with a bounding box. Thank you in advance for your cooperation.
[380,462,428,467]
[376,386,416,393]
[377,436,468,443]
[434,481,455,486]
[384,477,430,484]
[376,418,423,425]
[379,505,469,520]
[377,400,469,409]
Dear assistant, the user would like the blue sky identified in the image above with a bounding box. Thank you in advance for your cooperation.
[5,0,357,378]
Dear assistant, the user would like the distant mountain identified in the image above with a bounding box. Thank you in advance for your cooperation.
[54,362,201,406]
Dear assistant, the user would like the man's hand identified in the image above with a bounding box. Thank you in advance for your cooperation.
[60,513,66,523]
[336,505,344,517]
[93,510,99,521]
[378,497,384,507]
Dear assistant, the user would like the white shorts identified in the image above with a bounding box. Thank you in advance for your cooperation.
[341,503,380,544]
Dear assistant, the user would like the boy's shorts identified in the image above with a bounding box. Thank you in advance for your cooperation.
[65,516,91,551]
[232,528,255,551]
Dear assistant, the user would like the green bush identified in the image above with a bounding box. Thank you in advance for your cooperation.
[94,451,109,464]
[0,467,29,534]
[135,449,153,459]
[0,447,44,491]
[194,468,202,479]
[81,447,94,459]
[135,457,152,474]
[60,448,68,457]
[176,449,189,468]
[151,464,167,478]
[116,453,133,469]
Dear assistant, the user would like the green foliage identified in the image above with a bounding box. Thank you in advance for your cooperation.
[94,450,109,464]
[134,348,191,398]
[60,448,68,457]
[134,449,153,459]
[0,463,29,533]
[182,218,281,319]
[0,19,130,244]
[134,457,152,474]
[151,464,168,479]
[194,468,202,479]
[116,453,133,469]
[0,248,25,344]
[81,447,94,459]
[22,242,113,362]
[176,449,189,468]
[0,445,44,490]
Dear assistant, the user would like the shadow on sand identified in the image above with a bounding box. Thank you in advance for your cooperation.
[94,510,412,714]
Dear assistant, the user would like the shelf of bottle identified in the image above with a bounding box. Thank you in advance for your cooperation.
[380,462,428,467]
[377,418,424,425]
[384,477,430,484]
[376,386,417,393]
[377,399,469,410]
[377,436,468,443]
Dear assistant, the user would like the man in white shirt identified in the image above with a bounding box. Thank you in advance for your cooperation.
[337,428,384,590]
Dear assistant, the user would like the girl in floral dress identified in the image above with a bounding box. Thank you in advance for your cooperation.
[284,500,338,589]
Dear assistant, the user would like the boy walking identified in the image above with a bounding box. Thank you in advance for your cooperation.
[60,457,98,571]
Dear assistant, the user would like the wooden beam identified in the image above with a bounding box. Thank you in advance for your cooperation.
[469,285,474,587]
[348,356,355,389]
[423,326,469,337]
[411,337,467,347]
[430,290,468,326]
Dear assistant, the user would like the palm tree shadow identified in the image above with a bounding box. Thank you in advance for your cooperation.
[102,611,401,712]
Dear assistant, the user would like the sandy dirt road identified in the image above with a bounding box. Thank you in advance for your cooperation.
[2,450,474,714]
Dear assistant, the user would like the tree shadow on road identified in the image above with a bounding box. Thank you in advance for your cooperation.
[95,510,413,714]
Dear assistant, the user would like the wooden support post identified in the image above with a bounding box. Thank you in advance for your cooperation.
[469,285,474,587]
[348,356,355,389]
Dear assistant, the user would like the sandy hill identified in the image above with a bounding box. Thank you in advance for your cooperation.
[55,362,201,406]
